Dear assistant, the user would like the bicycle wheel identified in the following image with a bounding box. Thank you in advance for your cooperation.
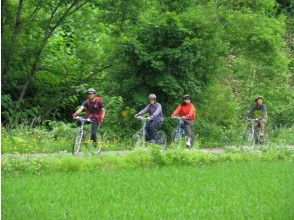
[82,132,103,156]
[94,133,103,155]
[172,130,182,142]
[243,128,254,146]
[254,128,269,146]
[133,130,145,148]
[73,129,83,155]
[157,130,167,150]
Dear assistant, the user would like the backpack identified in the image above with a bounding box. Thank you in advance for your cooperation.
[87,96,103,114]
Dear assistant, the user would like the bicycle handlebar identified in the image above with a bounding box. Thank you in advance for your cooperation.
[245,118,259,122]
[73,116,93,123]
[172,116,184,120]
[135,116,149,121]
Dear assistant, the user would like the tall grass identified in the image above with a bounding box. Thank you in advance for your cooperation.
[2,146,293,176]
[2,161,293,219]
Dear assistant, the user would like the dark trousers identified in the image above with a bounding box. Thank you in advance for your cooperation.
[145,120,162,142]
[184,120,195,146]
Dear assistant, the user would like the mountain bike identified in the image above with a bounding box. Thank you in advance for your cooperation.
[244,118,268,146]
[73,116,102,156]
[172,116,193,148]
[133,116,167,150]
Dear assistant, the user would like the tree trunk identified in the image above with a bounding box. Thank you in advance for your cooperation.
[2,0,24,76]
[18,0,90,100]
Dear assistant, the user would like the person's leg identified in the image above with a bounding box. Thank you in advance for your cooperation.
[184,121,194,148]
[259,119,267,135]
[151,120,162,142]
[90,119,99,147]
[145,121,152,141]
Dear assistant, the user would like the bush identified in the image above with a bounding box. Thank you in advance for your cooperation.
[2,146,293,176]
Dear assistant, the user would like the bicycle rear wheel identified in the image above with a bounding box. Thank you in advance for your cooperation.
[157,130,167,150]
[94,133,103,155]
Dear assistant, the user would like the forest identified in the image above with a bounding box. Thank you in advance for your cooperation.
[1,0,293,148]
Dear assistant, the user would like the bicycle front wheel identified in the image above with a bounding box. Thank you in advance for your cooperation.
[243,128,255,146]
[133,130,146,148]
[73,129,83,156]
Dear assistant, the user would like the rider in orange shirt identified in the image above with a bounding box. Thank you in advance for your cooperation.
[171,95,196,148]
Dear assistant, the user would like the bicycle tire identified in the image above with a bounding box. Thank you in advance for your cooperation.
[243,128,255,146]
[73,129,83,155]
[94,133,103,155]
[157,130,167,150]
[172,130,182,142]
[133,130,146,148]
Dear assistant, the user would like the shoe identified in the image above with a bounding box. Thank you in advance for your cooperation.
[149,139,157,144]
[186,138,191,148]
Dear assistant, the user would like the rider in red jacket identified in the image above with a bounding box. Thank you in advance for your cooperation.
[171,95,196,148]
[72,88,105,147]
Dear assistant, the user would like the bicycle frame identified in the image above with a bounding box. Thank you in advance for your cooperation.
[247,118,259,134]
[245,118,264,145]
[175,116,186,136]
[135,115,149,141]
[73,116,93,155]
[75,116,93,130]
[172,116,186,141]
[134,115,167,149]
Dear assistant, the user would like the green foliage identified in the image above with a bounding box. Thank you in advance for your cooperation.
[2,146,293,175]
[1,0,293,145]
[1,94,40,128]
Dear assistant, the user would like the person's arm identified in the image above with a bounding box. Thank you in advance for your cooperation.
[136,105,150,116]
[246,105,255,119]
[185,104,195,119]
[98,101,106,120]
[73,106,85,118]
[150,103,162,119]
[171,105,181,118]
[100,107,105,120]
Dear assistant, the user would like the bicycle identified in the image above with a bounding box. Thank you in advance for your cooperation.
[244,118,268,146]
[172,116,193,148]
[73,116,102,156]
[133,116,167,150]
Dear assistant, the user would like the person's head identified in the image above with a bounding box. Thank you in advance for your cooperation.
[148,94,156,104]
[86,88,96,100]
[182,95,191,104]
[255,96,263,105]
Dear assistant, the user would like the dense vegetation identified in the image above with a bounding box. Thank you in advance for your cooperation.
[2,2,294,219]
[1,0,294,147]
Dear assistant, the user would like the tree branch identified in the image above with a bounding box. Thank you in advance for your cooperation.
[22,0,43,26]
[18,0,91,100]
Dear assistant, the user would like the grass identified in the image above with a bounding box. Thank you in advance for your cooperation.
[2,161,294,219]
[2,124,293,154]
[2,146,293,175]
[1,128,133,154]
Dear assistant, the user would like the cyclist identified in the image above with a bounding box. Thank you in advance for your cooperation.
[72,88,105,147]
[246,96,268,136]
[134,94,164,143]
[171,95,196,148]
